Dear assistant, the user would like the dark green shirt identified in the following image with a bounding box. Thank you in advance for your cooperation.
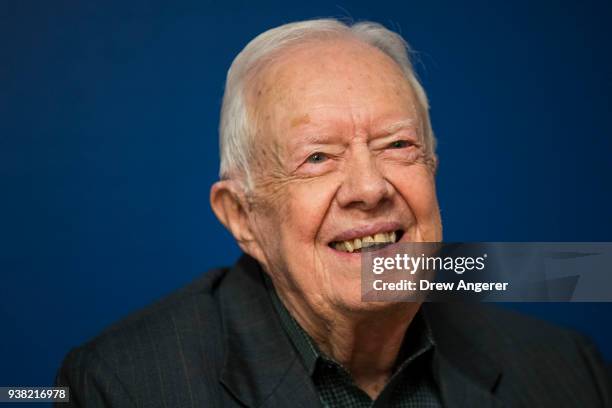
[264,275,443,408]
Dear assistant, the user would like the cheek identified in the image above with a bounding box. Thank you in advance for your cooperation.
[283,179,339,244]
[270,179,342,297]
[388,165,440,220]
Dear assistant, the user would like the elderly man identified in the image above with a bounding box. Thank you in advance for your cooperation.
[57,19,610,407]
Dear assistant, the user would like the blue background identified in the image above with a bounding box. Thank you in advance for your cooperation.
[1,0,611,389]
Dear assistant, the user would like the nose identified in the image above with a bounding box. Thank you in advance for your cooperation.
[335,147,393,210]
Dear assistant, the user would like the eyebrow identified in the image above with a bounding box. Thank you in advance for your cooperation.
[376,119,417,136]
[288,123,341,147]
[288,117,418,150]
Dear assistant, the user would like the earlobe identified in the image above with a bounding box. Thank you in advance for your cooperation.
[210,180,269,267]
[210,180,254,246]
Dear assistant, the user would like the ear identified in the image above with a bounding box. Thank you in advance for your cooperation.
[427,154,439,176]
[210,180,260,257]
[432,155,439,175]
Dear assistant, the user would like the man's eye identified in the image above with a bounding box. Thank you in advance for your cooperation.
[306,152,328,164]
[388,140,412,149]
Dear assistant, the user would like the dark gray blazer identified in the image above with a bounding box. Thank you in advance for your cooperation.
[56,255,611,407]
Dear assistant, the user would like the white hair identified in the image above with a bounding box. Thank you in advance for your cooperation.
[218,18,436,189]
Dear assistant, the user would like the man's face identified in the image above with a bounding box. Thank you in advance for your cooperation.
[244,38,442,313]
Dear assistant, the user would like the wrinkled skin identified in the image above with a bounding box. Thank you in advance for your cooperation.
[211,37,442,395]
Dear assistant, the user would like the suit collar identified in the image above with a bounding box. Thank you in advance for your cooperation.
[218,255,321,407]
[424,304,504,407]
[217,255,504,408]
[434,352,504,408]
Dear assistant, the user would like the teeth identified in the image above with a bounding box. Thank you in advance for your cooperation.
[374,233,386,243]
[333,231,399,253]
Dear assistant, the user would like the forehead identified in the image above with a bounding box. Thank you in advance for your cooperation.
[250,38,419,140]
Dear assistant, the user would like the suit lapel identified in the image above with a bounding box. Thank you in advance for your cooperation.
[425,304,504,408]
[217,257,504,408]
[435,353,504,408]
[218,255,321,408]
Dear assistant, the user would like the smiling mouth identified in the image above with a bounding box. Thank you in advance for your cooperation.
[329,230,404,253]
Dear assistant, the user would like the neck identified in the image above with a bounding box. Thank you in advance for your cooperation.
[278,289,420,399]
